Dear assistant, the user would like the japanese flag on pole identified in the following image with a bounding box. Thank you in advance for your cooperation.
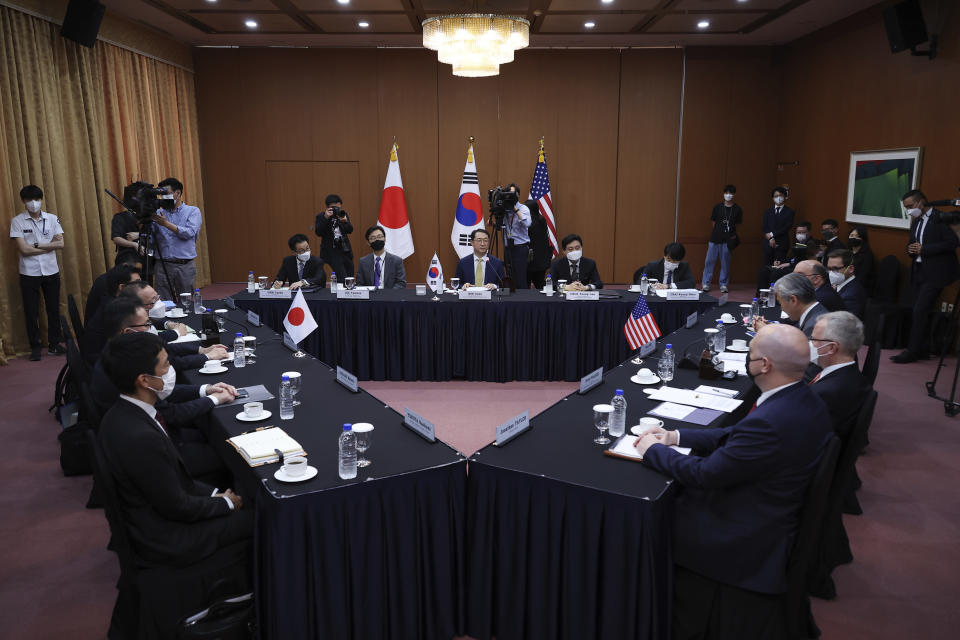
[283,289,317,345]
[426,253,444,293]
[377,141,414,259]
[450,142,484,259]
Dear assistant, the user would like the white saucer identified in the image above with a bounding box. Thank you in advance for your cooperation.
[630,374,661,385]
[726,345,750,352]
[199,366,228,374]
[274,465,318,483]
[628,286,643,292]
[642,388,658,395]
[716,318,737,324]
[630,423,663,435]
[236,410,272,422]
[165,311,187,319]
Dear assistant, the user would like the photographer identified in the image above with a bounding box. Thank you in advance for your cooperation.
[315,193,355,278]
[498,184,532,288]
[151,177,202,301]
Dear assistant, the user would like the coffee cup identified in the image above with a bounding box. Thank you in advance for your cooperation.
[731,338,748,349]
[243,402,263,419]
[282,455,307,477]
[639,416,664,429]
[720,313,735,323]
[636,367,657,381]
[201,360,221,372]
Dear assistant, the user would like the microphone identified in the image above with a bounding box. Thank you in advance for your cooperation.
[677,336,707,370]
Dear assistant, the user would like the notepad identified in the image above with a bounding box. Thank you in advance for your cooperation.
[227,427,305,467]
[647,386,743,413]
[603,434,692,462]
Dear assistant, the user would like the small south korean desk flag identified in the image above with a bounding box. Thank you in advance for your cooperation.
[283,289,318,346]
[426,253,444,294]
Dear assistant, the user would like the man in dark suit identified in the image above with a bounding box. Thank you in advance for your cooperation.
[634,324,833,638]
[794,259,845,312]
[525,198,553,289]
[762,186,795,265]
[549,233,603,290]
[79,265,144,365]
[273,233,326,290]
[356,225,406,289]
[314,193,355,278]
[755,221,813,294]
[635,241,696,289]
[85,256,142,324]
[892,189,960,363]
[826,249,868,319]
[756,272,827,337]
[454,228,505,289]
[819,219,845,264]
[98,332,252,567]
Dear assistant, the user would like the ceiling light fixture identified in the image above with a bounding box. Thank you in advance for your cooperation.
[422,14,530,78]
[338,0,350,4]
[584,21,596,28]
[601,0,614,4]
[358,21,369,28]
[697,20,710,29]
[244,19,258,29]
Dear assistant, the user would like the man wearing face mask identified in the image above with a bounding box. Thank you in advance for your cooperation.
[826,250,867,319]
[273,234,326,290]
[10,184,65,361]
[98,332,252,568]
[761,187,795,266]
[151,177,203,302]
[549,233,603,291]
[892,189,959,363]
[357,225,406,289]
[755,272,826,338]
[755,221,812,294]
[80,265,145,365]
[819,219,845,264]
[701,184,742,293]
[793,260,845,312]
[636,242,696,289]
[633,324,832,638]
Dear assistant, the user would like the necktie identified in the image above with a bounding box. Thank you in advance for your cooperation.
[297,260,304,281]
[571,262,579,282]
[809,372,822,384]
[374,256,382,288]
[776,206,781,215]
[666,269,673,286]
[475,258,484,285]
[154,411,169,438]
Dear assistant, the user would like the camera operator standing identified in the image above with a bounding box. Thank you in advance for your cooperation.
[499,184,532,288]
[315,193,355,278]
[151,177,202,301]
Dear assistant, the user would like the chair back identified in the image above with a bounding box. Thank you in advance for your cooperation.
[85,430,138,579]
[63,323,92,387]
[861,341,882,387]
[872,255,901,304]
[67,293,85,342]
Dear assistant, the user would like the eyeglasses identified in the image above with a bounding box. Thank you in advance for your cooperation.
[367,236,385,242]
[473,237,489,244]
[809,336,836,345]
[146,295,160,305]
[127,322,154,331]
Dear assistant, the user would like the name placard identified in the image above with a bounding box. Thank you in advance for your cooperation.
[246,310,261,327]
[336,366,359,393]
[259,288,291,299]
[282,332,298,352]
[718,293,729,306]
[224,296,236,310]
[336,288,370,300]
[686,310,699,329]
[459,289,492,300]
[403,407,436,442]
[666,289,700,301]
[639,339,657,357]
[565,290,600,301]
[495,411,530,446]
[579,367,604,395]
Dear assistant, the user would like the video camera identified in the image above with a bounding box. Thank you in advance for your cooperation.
[487,186,519,228]
[122,181,174,225]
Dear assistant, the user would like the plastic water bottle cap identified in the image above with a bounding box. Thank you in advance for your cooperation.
[752,297,758,301]
[343,423,352,431]
[235,332,242,337]
[194,288,199,292]
[282,375,290,381]
[666,344,672,349]
[615,389,624,395]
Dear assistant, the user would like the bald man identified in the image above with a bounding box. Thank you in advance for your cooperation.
[794,259,844,312]
[635,324,833,639]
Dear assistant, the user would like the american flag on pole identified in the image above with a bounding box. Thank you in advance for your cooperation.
[624,294,662,350]
[529,138,559,257]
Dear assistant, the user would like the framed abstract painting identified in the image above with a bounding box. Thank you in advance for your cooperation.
[845,147,923,230]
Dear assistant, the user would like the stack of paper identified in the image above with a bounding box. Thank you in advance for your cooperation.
[647,386,743,413]
[604,435,691,461]
[227,427,305,467]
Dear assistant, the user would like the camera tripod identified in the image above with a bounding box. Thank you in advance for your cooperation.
[925,284,960,416]
[486,211,516,293]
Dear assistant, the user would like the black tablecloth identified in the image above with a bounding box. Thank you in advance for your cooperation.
[465,304,761,640]
[231,288,717,382]
[181,307,467,639]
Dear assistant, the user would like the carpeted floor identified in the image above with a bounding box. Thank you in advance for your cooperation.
[2,283,958,638]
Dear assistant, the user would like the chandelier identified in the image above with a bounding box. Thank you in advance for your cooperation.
[422,14,530,77]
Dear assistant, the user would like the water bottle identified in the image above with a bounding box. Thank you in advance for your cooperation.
[247,270,255,293]
[279,375,294,420]
[338,423,357,479]
[330,271,337,293]
[640,273,649,295]
[715,320,726,352]
[768,283,777,307]
[192,288,202,314]
[544,273,553,293]
[609,389,627,438]
[751,297,760,325]
[659,344,675,382]
[233,332,246,368]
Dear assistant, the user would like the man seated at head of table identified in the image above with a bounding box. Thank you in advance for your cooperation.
[549,233,603,291]
[98,332,252,567]
[826,249,868,319]
[272,233,326,290]
[793,259,845,312]
[356,225,406,289]
[755,272,827,338]
[455,228,505,290]
[80,264,143,365]
[633,323,833,639]
[635,241,696,290]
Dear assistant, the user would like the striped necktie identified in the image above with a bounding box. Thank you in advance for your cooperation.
[475,258,484,285]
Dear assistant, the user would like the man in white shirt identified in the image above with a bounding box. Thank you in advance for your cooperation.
[9,185,65,360]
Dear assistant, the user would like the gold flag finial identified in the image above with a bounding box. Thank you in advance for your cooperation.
[390,139,398,162]
[538,137,545,163]
[467,137,475,163]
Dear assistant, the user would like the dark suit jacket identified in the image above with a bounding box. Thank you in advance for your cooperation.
[642,382,833,594]
[356,252,406,289]
[798,301,829,337]
[853,247,876,294]
[837,277,868,319]
[92,359,214,428]
[454,254,506,286]
[762,205,796,259]
[526,199,553,272]
[810,362,871,442]
[98,399,234,565]
[549,257,603,289]
[84,272,109,324]
[635,259,696,289]
[815,283,845,312]
[909,210,959,288]
[80,306,109,365]
[314,211,354,258]
[821,237,845,264]
[275,255,326,288]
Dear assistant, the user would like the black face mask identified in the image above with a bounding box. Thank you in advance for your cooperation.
[847,237,862,249]
[822,229,836,240]
[745,357,763,387]
[370,240,385,252]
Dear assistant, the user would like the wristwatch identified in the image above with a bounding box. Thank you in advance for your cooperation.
[33,242,39,249]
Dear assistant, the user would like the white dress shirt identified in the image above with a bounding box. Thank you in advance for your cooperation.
[798,301,820,330]
[816,360,856,381]
[9,210,63,276]
[915,209,932,263]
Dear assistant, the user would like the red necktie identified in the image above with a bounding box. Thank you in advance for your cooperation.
[154,411,169,438]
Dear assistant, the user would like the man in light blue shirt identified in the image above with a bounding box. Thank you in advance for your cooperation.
[151,177,202,301]
[502,183,532,288]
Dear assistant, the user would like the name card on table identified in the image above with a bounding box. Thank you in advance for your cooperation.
[224,296,236,310]
[459,289,492,300]
[282,332,298,352]
[666,289,701,301]
[565,290,600,301]
[336,288,370,300]
[639,339,657,358]
[246,310,261,327]
[686,310,699,329]
[579,367,604,395]
[259,288,291,299]
[495,411,530,446]
[403,407,436,442]
[336,366,359,393]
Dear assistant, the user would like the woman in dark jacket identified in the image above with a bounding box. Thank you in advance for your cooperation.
[846,225,876,295]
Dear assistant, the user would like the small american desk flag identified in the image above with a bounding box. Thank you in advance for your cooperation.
[624,295,661,350]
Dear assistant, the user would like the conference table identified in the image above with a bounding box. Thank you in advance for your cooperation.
[231,287,717,383]
[180,306,468,640]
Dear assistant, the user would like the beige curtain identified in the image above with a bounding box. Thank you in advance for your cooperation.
[0,5,209,359]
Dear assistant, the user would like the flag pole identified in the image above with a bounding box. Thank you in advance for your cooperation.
[293,341,306,358]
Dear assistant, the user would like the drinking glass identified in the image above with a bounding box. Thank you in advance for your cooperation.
[180,292,192,314]
[704,328,720,354]
[450,277,460,292]
[557,279,567,293]
[353,423,374,467]
[592,404,613,445]
[214,309,227,332]
[283,371,302,406]
[257,276,268,290]
[739,304,753,326]
[243,335,257,362]
[344,276,356,290]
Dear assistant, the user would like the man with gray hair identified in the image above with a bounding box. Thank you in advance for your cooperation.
[794,259,844,312]
[634,324,833,638]
[756,272,827,337]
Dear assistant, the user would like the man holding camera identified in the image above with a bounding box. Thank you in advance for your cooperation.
[315,193,355,278]
[499,184,532,288]
[151,177,202,302]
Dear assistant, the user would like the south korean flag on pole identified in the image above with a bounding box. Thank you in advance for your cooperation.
[426,253,444,294]
[450,141,484,259]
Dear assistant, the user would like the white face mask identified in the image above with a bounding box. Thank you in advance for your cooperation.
[148,301,167,320]
[907,207,923,218]
[828,270,845,286]
[809,340,834,365]
[147,325,159,335]
[664,260,679,272]
[25,200,42,214]
[795,233,808,243]
[773,196,785,205]
[296,251,310,262]
[723,193,734,202]
[566,249,582,262]
[146,365,176,400]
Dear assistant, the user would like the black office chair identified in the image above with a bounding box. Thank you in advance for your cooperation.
[62,317,92,388]
[861,340,882,387]
[809,390,878,602]
[866,255,911,349]
[67,293,85,343]
[783,435,841,639]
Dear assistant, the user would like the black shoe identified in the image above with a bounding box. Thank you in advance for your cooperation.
[29,348,41,361]
[48,343,66,355]
[890,350,918,364]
